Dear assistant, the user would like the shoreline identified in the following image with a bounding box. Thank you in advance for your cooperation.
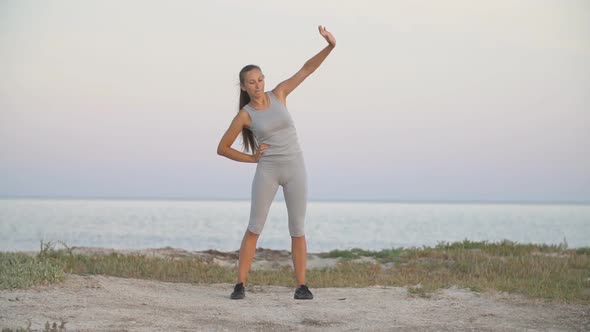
[14,245,367,271]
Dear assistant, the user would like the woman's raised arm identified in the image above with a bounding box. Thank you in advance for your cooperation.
[273,25,336,100]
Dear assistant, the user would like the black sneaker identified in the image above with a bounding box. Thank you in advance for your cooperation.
[294,284,313,300]
[230,282,245,300]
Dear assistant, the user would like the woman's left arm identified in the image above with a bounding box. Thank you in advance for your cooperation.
[273,26,336,100]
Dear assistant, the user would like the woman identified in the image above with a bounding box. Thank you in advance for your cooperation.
[217,25,336,300]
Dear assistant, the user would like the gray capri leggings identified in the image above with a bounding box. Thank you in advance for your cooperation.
[247,153,307,237]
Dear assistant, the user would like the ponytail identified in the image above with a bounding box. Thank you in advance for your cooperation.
[239,89,257,153]
[238,64,261,153]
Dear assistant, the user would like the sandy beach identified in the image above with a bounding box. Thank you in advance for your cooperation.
[1,247,589,331]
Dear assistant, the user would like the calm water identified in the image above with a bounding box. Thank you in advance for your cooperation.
[0,198,589,252]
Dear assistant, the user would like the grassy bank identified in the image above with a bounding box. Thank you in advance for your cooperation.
[1,240,589,304]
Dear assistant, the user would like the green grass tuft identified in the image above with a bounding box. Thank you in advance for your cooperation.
[0,251,64,290]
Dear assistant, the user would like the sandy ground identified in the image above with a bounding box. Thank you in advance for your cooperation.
[1,247,589,331]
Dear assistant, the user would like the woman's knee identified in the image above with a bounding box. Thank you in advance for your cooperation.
[246,226,262,237]
[288,224,305,238]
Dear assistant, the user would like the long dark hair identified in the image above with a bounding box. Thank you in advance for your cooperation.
[238,64,260,153]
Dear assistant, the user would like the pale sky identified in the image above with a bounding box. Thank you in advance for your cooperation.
[1,0,589,202]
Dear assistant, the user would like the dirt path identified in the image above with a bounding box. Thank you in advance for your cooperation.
[1,273,588,331]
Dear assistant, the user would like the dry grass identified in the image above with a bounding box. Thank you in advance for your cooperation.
[1,240,589,304]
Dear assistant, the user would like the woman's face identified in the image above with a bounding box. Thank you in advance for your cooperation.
[241,69,265,98]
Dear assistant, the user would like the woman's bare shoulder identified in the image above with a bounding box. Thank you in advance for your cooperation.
[236,109,252,127]
[270,88,288,107]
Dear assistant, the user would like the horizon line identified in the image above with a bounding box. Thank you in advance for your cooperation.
[1,195,589,205]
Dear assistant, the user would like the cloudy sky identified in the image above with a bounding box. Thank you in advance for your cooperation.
[1,0,589,202]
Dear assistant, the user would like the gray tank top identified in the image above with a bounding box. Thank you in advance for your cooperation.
[243,91,303,160]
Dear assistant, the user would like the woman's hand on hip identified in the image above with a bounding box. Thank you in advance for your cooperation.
[252,144,269,162]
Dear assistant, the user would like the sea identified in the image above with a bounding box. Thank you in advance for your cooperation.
[0,198,588,253]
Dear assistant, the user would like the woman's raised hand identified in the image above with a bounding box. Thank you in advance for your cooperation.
[318,25,336,47]
[252,144,269,162]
